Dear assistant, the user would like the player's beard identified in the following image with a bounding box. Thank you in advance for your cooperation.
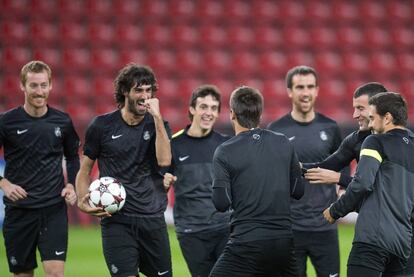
[126,95,146,116]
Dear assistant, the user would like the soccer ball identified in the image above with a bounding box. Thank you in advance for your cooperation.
[88,177,126,214]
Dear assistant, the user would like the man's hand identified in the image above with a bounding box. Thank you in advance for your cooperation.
[323,207,336,224]
[305,167,340,184]
[163,173,177,191]
[77,193,111,218]
[0,178,27,202]
[144,98,161,118]
[61,183,77,206]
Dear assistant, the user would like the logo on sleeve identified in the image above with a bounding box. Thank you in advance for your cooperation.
[111,134,123,139]
[17,129,28,135]
[288,136,295,141]
[158,270,169,276]
[55,251,65,255]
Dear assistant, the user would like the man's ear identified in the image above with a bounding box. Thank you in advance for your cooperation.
[384,112,393,125]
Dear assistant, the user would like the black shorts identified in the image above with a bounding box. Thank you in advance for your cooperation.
[177,227,229,277]
[348,242,407,275]
[2,201,68,273]
[293,229,340,277]
[209,237,298,277]
[101,216,172,277]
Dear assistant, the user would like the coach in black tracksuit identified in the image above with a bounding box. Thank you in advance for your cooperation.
[324,92,414,276]
[163,85,230,277]
[209,86,304,277]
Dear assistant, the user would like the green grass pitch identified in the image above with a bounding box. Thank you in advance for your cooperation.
[0,224,354,276]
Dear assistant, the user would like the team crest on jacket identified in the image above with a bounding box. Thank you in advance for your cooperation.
[320,131,328,141]
[143,130,150,140]
[54,127,62,138]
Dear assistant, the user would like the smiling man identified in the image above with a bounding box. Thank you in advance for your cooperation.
[76,64,172,277]
[0,60,80,277]
[163,85,230,277]
[267,65,343,277]
[324,92,414,276]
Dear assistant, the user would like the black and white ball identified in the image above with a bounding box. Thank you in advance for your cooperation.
[88,177,126,214]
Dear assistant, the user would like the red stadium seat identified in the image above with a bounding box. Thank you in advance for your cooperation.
[2,0,29,17]
[115,22,144,48]
[175,50,203,76]
[283,25,310,49]
[342,52,370,77]
[1,47,32,72]
[310,26,337,50]
[146,49,176,75]
[332,1,360,23]
[397,53,414,77]
[118,49,147,68]
[337,26,364,50]
[88,22,116,47]
[157,78,179,104]
[280,1,306,22]
[392,27,414,50]
[143,25,172,47]
[251,1,280,23]
[86,0,113,20]
[197,0,225,21]
[223,0,251,22]
[259,51,288,77]
[58,0,86,19]
[1,20,29,45]
[30,0,59,19]
[199,25,227,49]
[306,1,332,23]
[91,76,116,105]
[360,1,387,23]
[171,25,200,48]
[32,48,62,71]
[287,50,315,69]
[62,48,91,72]
[0,73,20,95]
[141,0,168,18]
[315,52,343,75]
[254,25,284,50]
[227,26,255,50]
[387,1,412,22]
[203,50,232,77]
[231,51,259,77]
[369,51,397,79]
[91,48,119,75]
[30,21,59,46]
[62,75,91,102]
[169,0,196,21]
[319,78,349,107]
[114,0,141,20]
[60,21,88,46]
[364,27,392,50]
[262,79,290,107]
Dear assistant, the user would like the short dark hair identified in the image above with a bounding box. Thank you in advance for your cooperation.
[286,65,318,89]
[20,60,52,86]
[188,85,221,121]
[369,92,407,127]
[114,64,158,108]
[230,86,263,129]
[353,82,388,99]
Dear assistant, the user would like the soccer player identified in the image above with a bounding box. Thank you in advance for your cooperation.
[323,92,414,276]
[76,64,172,277]
[0,60,80,277]
[209,86,304,276]
[303,82,388,188]
[163,85,230,277]
[267,65,344,277]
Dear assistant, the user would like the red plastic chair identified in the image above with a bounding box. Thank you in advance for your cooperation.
[30,21,59,46]
[88,22,116,47]
[1,47,32,72]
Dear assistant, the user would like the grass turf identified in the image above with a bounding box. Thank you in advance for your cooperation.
[0,224,354,276]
